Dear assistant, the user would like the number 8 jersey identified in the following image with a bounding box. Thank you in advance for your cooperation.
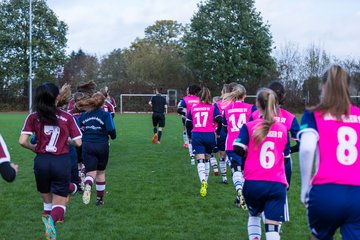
[299,105,360,186]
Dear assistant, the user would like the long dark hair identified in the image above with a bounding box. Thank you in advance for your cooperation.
[33,83,59,125]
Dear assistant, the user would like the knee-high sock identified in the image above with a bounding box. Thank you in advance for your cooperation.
[219,158,227,176]
[232,171,244,192]
[210,154,218,173]
[51,205,66,225]
[197,160,206,182]
[183,131,188,144]
[157,130,162,141]
[205,160,210,181]
[96,181,106,197]
[248,216,261,240]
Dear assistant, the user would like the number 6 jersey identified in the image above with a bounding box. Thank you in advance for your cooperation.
[298,105,360,186]
[21,109,82,155]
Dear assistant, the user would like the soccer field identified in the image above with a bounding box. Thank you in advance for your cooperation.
[0,113,342,239]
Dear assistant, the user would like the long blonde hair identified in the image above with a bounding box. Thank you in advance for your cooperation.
[253,88,278,145]
[309,65,351,120]
[223,84,246,102]
[199,87,212,104]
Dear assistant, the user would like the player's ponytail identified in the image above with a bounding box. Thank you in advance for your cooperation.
[56,83,72,109]
[199,87,212,104]
[309,65,351,120]
[223,84,246,102]
[76,92,105,112]
[253,88,278,145]
[34,83,59,126]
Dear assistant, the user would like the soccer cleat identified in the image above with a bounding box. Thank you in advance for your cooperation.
[96,196,104,206]
[183,143,188,149]
[155,141,160,144]
[79,172,86,191]
[83,184,91,205]
[151,133,157,143]
[200,180,208,197]
[213,169,219,176]
[235,189,247,210]
[42,214,56,240]
[190,156,195,165]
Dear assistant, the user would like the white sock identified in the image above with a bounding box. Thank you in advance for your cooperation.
[188,144,193,157]
[183,131,188,145]
[205,161,210,181]
[219,158,227,176]
[233,171,244,191]
[197,162,206,183]
[248,216,262,240]
[265,231,280,240]
[210,155,218,173]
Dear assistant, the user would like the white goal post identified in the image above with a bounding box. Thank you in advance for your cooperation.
[119,94,169,114]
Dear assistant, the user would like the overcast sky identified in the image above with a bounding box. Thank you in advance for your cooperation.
[46,0,360,59]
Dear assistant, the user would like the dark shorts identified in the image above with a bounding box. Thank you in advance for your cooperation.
[243,180,287,222]
[152,113,165,128]
[191,132,217,155]
[226,150,243,166]
[307,184,360,240]
[82,141,109,172]
[215,128,226,152]
[34,153,71,197]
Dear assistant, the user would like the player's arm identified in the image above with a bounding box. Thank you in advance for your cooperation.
[290,117,301,153]
[213,104,222,135]
[0,135,18,182]
[233,124,249,158]
[185,111,193,139]
[105,112,117,140]
[298,110,318,205]
[19,134,36,151]
[177,99,186,116]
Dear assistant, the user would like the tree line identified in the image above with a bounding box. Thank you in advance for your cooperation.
[1,0,359,111]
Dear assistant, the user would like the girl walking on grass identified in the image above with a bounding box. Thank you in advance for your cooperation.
[19,83,82,240]
[186,87,222,197]
[233,88,289,240]
[77,92,116,206]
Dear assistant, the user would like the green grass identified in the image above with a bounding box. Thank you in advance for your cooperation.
[0,113,342,239]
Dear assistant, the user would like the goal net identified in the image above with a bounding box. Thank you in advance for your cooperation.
[119,94,169,114]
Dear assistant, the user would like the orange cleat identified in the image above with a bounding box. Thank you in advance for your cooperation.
[151,133,157,143]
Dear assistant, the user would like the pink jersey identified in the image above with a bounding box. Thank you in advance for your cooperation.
[0,134,10,164]
[183,95,200,109]
[189,103,220,133]
[21,109,82,155]
[243,119,288,186]
[102,101,115,115]
[223,101,254,150]
[252,108,295,131]
[312,105,360,186]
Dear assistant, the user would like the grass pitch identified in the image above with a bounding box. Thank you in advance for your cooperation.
[0,113,342,239]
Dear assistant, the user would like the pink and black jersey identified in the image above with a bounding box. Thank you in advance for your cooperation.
[252,108,300,139]
[237,119,289,186]
[21,109,82,155]
[0,134,10,164]
[223,101,255,150]
[299,105,360,186]
[187,103,221,133]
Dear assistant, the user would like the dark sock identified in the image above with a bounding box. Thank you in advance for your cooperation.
[157,131,162,141]
[153,127,157,134]
[50,206,64,225]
